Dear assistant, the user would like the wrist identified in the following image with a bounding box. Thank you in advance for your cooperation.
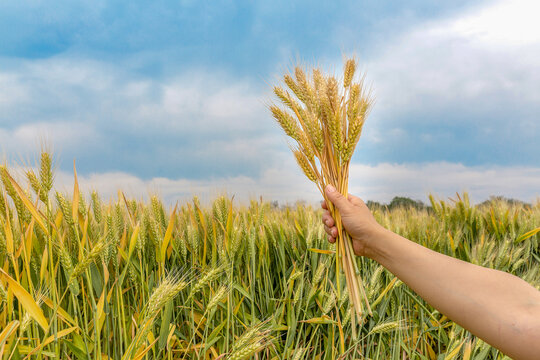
[363,226,394,262]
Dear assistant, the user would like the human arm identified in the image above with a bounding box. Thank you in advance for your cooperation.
[322,185,540,360]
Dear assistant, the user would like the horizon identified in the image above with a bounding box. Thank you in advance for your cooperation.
[3,158,539,210]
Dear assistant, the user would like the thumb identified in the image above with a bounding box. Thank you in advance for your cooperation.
[325,185,351,212]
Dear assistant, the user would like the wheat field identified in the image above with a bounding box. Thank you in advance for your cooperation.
[0,152,538,359]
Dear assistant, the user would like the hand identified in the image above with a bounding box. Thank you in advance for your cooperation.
[321,185,385,257]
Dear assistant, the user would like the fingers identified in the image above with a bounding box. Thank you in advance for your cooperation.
[323,224,338,238]
[321,211,334,228]
[322,187,362,245]
[322,208,337,243]
[324,226,337,243]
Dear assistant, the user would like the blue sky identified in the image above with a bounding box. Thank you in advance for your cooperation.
[0,1,475,69]
[1,0,539,203]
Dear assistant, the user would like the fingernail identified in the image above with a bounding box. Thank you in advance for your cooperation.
[325,220,329,226]
[326,185,336,193]
[332,229,337,237]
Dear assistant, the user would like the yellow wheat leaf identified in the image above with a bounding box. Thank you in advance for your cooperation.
[308,248,334,255]
[0,268,48,330]
[119,227,127,252]
[39,248,48,282]
[371,277,399,308]
[72,160,80,227]
[516,227,540,243]
[24,218,35,260]
[160,204,177,262]
[4,171,49,235]
[132,338,158,360]
[24,326,76,359]
[448,231,455,251]
[96,286,106,334]
[462,339,473,360]
[3,196,13,254]
[43,297,77,327]
[21,219,35,290]
[444,339,465,360]
[166,324,176,350]
[128,223,140,259]
[193,201,208,262]
[55,211,63,230]
[426,342,437,360]
[120,191,136,227]
[80,210,90,258]
[0,320,19,350]
[226,197,234,236]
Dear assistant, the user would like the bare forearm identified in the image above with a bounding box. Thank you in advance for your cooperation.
[367,228,540,360]
[320,189,540,358]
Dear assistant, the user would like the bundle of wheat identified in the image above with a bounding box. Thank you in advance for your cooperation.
[270,57,374,329]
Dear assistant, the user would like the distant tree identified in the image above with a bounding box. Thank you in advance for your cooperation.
[478,196,531,208]
[366,200,383,210]
[388,196,426,210]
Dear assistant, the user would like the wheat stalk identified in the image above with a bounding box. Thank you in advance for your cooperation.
[270,57,373,327]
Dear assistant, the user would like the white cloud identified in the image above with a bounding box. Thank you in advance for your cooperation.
[0,122,95,155]
[162,75,264,128]
[367,0,540,119]
[0,57,268,133]
[448,0,540,46]
[0,72,29,107]
[0,57,279,177]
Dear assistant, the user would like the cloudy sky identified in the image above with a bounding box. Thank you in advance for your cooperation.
[0,0,539,205]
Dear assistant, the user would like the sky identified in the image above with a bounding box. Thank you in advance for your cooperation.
[0,0,539,205]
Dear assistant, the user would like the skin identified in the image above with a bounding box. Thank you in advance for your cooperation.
[321,185,540,360]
